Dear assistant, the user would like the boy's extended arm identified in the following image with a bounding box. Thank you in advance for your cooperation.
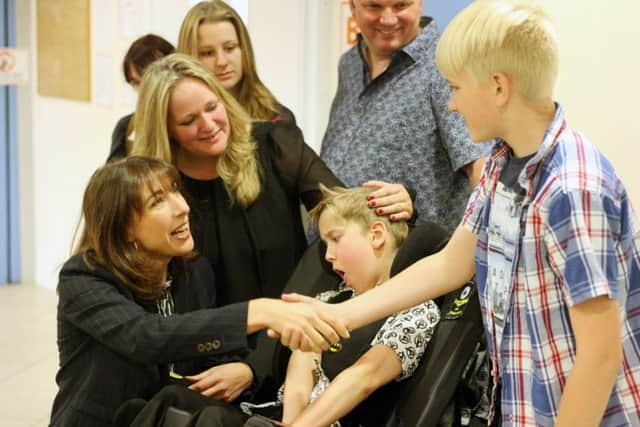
[290,344,402,427]
[282,350,320,424]
[339,225,477,330]
[555,295,623,427]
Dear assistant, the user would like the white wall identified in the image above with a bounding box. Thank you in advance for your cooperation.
[15,0,640,288]
[15,0,35,286]
[247,0,340,152]
[16,0,194,287]
[537,0,640,207]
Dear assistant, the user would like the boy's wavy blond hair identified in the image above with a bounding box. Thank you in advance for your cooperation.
[308,184,409,249]
[436,0,558,101]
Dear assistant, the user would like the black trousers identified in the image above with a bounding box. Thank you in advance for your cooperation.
[130,385,249,427]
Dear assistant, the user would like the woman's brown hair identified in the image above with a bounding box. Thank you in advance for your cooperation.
[75,156,186,301]
[123,34,175,85]
[121,34,175,152]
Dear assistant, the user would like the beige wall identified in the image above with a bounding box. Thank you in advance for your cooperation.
[16,0,329,288]
[537,0,640,206]
[248,0,340,152]
[16,0,194,287]
[14,0,640,287]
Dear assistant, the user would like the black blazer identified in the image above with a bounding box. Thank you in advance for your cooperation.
[49,254,250,427]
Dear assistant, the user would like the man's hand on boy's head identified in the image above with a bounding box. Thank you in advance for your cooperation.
[363,180,414,222]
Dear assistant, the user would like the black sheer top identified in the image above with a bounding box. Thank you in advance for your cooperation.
[182,121,342,306]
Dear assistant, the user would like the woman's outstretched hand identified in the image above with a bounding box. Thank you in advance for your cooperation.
[248,298,349,353]
[363,180,414,222]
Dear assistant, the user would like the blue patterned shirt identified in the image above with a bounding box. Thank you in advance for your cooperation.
[462,104,640,426]
[321,18,492,232]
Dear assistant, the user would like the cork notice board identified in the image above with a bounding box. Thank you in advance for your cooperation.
[37,0,91,101]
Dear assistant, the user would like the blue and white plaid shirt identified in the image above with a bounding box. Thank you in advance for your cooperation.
[462,104,640,426]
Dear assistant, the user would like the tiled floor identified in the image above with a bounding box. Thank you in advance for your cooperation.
[0,284,58,426]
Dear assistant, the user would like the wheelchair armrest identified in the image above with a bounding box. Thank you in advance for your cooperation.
[384,282,484,426]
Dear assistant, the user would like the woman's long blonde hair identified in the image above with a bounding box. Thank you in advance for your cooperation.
[131,53,261,206]
[177,0,281,121]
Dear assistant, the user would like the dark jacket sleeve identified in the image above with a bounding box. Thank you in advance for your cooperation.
[171,257,246,373]
[108,114,132,161]
[271,104,297,126]
[57,255,250,364]
[258,122,343,210]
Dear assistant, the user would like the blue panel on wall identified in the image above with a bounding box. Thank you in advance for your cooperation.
[7,0,19,283]
[424,0,473,31]
[0,0,8,284]
[0,0,19,284]
[0,85,8,284]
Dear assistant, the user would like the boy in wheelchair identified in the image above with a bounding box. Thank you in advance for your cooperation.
[240,184,441,426]
[132,185,486,426]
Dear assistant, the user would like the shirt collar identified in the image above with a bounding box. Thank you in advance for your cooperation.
[490,103,567,189]
[402,17,438,61]
[357,16,438,68]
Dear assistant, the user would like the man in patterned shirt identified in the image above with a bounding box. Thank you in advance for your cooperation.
[290,1,640,426]
[321,0,490,232]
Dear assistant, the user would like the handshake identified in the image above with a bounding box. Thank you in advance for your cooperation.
[247,293,350,353]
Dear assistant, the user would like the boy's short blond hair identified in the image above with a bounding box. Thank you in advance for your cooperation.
[308,184,409,249]
[436,0,558,101]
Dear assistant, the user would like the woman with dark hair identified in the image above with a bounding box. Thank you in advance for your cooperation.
[49,156,346,427]
[123,34,175,89]
[177,1,295,123]
[109,34,175,160]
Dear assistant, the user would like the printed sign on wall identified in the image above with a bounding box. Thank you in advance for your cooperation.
[0,48,29,85]
[340,0,358,53]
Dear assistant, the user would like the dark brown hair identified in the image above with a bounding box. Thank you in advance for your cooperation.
[75,156,185,301]
[123,34,175,84]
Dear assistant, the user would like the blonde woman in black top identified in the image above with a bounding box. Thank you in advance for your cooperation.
[131,53,414,402]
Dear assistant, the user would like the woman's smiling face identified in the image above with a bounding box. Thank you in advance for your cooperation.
[168,77,231,161]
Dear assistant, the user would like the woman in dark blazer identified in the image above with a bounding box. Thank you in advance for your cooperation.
[49,156,346,426]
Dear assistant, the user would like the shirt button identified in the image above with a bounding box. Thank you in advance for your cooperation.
[204,342,213,352]
[197,343,205,352]
[212,339,221,350]
[346,130,352,139]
